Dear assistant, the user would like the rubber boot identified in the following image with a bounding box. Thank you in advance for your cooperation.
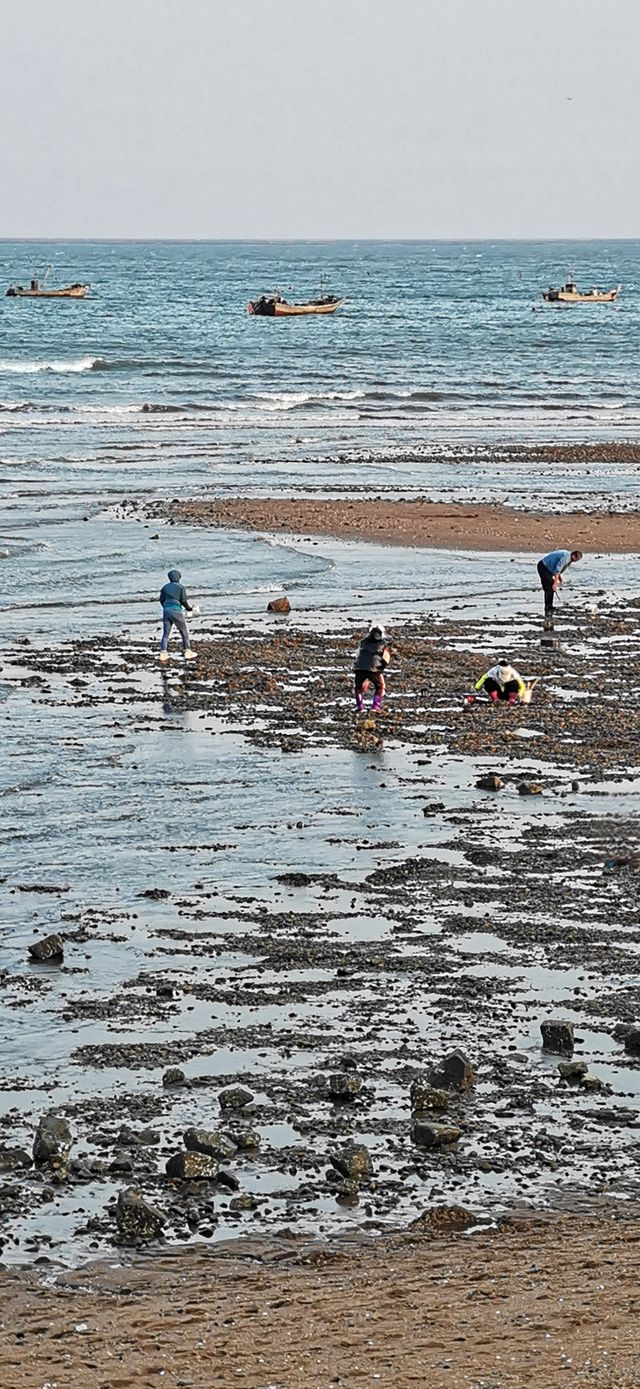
[372,693,383,712]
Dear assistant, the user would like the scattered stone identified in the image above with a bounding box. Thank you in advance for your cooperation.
[558,1060,588,1081]
[166,1150,219,1180]
[229,1194,257,1211]
[115,1187,165,1244]
[518,782,543,796]
[330,1142,373,1182]
[476,773,503,791]
[410,1205,476,1234]
[218,1085,254,1111]
[328,1072,362,1102]
[217,1168,241,1191]
[139,888,170,899]
[541,1020,574,1055]
[429,1050,475,1092]
[162,1067,186,1087]
[412,1120,462,1148]
[28,933,64,964]
[117,1125,160,1147]
[229,1129,261,1151]
[267,596,291,613]
[184,1127,237,1161]
[581,1073,607,1092]
[410,1080,451,1112]
[33,1113,73,1166]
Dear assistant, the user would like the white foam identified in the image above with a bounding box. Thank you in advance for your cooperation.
[0,356,100,375]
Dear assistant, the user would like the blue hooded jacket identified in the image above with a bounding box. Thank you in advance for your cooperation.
[159,568,191,612]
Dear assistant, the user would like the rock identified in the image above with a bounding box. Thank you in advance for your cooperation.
[267,596,291,613]
[541,1020,574,1055]
[328,1072,362,1102]
[581,1073,606,1092]
[28,933,64,964]
[0,1146,32,1171]
[115,1187,164,1244]
[410,1205,476,1233]
[229,1129,261,1151]
[117,1125,160,1147]
[184,1127,237,1161]
[162,1067,186,1087]
[476,773,503,791]
[623,1028,640,1055]
[558,1060,588,1081]
[229,1194,257,1211]
[217,1168,241,1191]
[165,1150,219,1180]
[330,1142,373,1182]
[409,1080,451,1112]
[429,1050,475,1093]
[218,1085,254,1111]
[139,887,170,899]
[412,1120,462,1148]
[518,782,543,796]
[33,1112,73,1166]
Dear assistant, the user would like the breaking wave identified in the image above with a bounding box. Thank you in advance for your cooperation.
[0,355,108,375]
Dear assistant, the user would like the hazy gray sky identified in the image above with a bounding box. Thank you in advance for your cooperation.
[1,0,638,238]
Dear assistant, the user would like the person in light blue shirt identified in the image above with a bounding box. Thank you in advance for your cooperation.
[537,549,583,625]
[158,568,197,662]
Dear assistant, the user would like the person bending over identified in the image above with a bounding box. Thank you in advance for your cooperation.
[537,549,583,624]
[354,622,391,712]
[158,568,197,662]
[475,660,526,705]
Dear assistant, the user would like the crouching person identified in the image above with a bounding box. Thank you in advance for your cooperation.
[354,622,391,712]
[475,660,526,705]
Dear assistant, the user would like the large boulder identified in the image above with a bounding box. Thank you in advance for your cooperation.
[162,1067,186,1087]
[33,1112,73,1166]
[165,1150,219,1180]
[267,596,291,614]
[330,1142,373,1182]
[0,1146,32,1171]
[328,1072,361,1102]
[184,1127,237,1161]
[476,774,503,792]
[28,933,64,964]
[409,1079,451,1112]
[428,1050,475,1093]
[115,1187,165,1244]
[623,1028,640,1056]
[218,1085,254,1111]
[541,1020,574,1056]
[412,1120,462,1149]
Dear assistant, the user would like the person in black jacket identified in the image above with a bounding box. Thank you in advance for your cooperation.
[354,622,391,712]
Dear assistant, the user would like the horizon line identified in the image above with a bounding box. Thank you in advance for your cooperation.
[0,236,638,245]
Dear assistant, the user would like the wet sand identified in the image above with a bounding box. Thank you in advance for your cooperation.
[2,1209,640,1388]
[171,496,640,552]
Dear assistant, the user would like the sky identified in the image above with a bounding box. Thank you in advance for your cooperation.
[0,0,638,239]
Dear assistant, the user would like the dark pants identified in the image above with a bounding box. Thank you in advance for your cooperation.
[537,559,555,616]
[484,677,520,702]
[160,609,189,652]
[355,670,385,696]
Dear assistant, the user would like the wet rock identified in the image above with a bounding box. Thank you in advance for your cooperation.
[217,1168,241,1191]
[558,1060,588,1082]
[0,1146,32,1171]
[335,1180,360,1206]
[229,1194,257,1211]
[476,773,503,792]
[328,1072,362,1102]
[33,1113,73,1166]
[28,933,64,964]
[330,1142,373,1182]
[184,1127,237,1161]
[518,782,543,796]
[166,1150,219,1180]
[429,1050,475,1092]
[409,1080,451,1112]
[117,1124,160,1147]
[115,1186,164,1244]
[267,596,291,613]
[581,1073,607,1092]
[623,1028,640,1056]
[412,1120,462,1148]
[139,888,170,900]
[218,1085,254,1111]
[162,1067,186,1087]
[229,1129,261,1151]
[541,1020,574,1055]
[410,1205,476,1233]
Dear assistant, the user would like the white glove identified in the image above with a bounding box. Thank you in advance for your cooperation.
[190,605,201,617]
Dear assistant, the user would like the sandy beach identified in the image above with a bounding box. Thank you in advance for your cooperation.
[170,496,640,553]
[2,1209,640,1388]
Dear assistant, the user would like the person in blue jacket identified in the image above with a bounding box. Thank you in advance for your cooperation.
[158,568,197,662]
[537,549,583,625]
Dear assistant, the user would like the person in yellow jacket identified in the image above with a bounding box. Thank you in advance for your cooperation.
[475,660,527,705]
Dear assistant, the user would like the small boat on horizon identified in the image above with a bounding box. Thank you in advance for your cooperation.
[542,278,620,304]
[6,268,90,299]
[248,287,343,317]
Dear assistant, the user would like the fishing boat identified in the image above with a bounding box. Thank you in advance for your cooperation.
[542,278,620,304]
[5,267,90,299]
[248,289,343,317]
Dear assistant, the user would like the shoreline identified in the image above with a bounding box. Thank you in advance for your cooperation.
[169,496,640,553]
[2,1208,639,1387]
